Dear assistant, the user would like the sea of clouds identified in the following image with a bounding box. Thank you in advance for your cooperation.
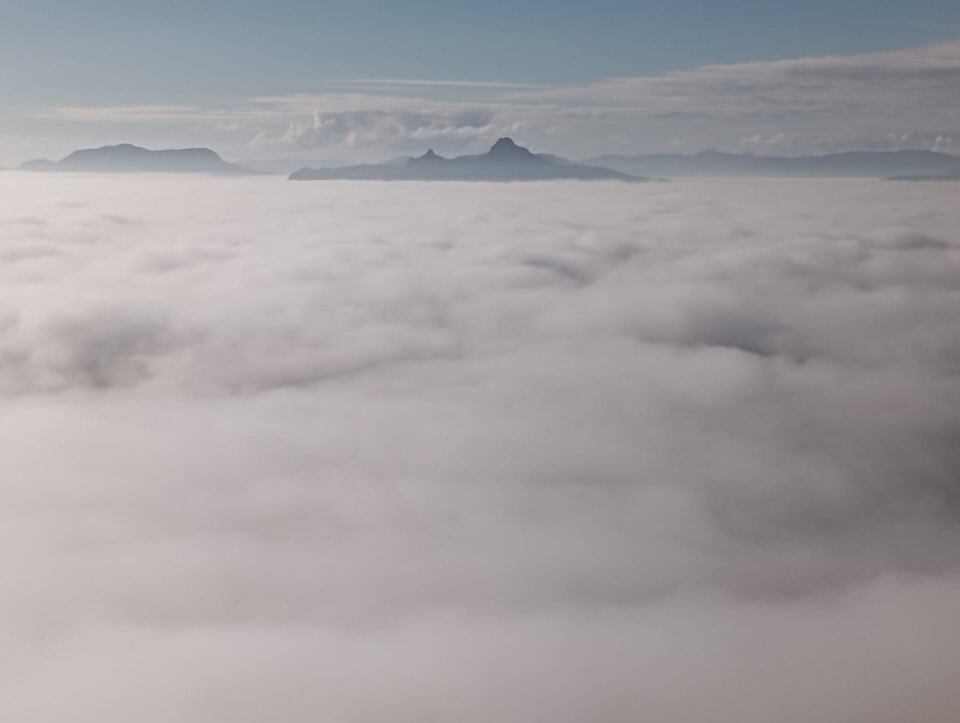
[1,173,958,722]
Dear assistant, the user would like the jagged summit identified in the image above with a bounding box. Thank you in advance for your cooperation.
[488,137,533,157]
[291,138,640,182]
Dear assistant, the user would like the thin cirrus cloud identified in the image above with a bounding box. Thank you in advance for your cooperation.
[1,172,959,721]
[24,39,960,159]
[508,38,960,154]
[326,78,550,89]
[522,39,960,108]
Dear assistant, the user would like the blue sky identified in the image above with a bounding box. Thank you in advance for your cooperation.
[2,0,959,163]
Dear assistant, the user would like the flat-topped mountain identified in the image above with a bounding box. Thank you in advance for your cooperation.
[586,149,960,178]
[290,138,641,182]
[20,144,260,175]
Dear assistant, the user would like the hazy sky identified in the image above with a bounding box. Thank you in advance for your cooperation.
[2,0,960,162]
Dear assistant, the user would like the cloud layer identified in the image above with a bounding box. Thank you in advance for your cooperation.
[1,174,959,721]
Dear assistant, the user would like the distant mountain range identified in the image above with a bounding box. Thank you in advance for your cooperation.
[16,142,960,181]
[20,144,260,175]
[585,149,960,178]
[290,138,640,182]
[886,173,960,182]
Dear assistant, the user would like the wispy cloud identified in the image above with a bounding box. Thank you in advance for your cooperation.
[41,105,208,122]
[327,78,548,90]
[521,40,960,110]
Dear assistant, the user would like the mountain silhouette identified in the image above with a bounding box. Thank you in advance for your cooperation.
[238,156,348,175]
[886,172,960,182]
[290,138,641,182]
[20,144,260,175]
[585,149,960,178]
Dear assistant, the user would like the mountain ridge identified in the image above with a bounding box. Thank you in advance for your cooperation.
[290,138,641,182]
[585,149,960,178]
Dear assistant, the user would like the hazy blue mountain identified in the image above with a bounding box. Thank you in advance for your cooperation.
[886,173,960,182]
[19,159,57,171]
[586,149,960,178]
[290,138,641,182]
[20,144,260,175]
[242,155,412,175]
[238,157,350,175]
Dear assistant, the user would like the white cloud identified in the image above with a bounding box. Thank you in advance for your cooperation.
[1,174,959,721]
[256,108,508,151]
